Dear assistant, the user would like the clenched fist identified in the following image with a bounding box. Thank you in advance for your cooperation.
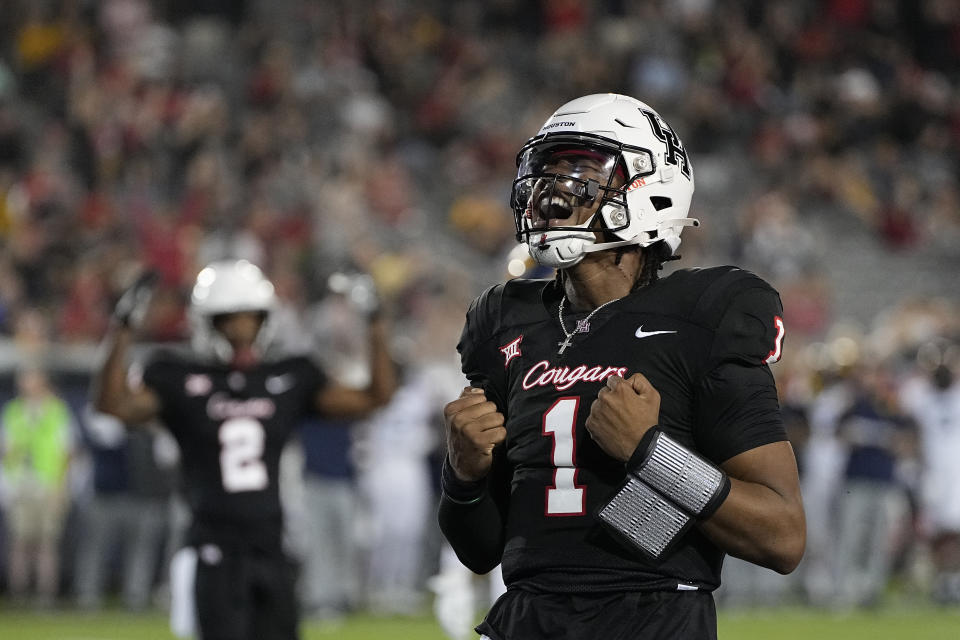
[443,387,507,482]
[586,373,661,462]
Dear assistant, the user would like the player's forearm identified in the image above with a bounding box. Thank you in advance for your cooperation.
[438,493,506,574]
[365,316,397,407]
[437,455,506,573]
[93,327,134,418]
[698,476,805,574]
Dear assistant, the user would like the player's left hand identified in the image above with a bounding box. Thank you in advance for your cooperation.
[112,270,159,331]
[585,373,660,462]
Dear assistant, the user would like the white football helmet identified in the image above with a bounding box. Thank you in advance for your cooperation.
[511,93,698,269]
[189,259,277,363]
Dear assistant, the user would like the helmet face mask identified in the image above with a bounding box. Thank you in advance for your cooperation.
[512,136,634,235]
[511,94,697,269]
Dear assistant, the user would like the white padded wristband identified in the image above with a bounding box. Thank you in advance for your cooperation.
[597,475,692,560]
[632,430,730,519]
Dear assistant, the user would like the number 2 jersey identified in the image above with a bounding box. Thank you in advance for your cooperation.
[142,349,327,552]
[442,266,788,593]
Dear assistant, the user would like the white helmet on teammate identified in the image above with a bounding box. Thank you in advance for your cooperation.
[511,93,698,269]
[189,259,277,363]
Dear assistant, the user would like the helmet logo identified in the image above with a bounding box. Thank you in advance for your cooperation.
[640,109,691,179]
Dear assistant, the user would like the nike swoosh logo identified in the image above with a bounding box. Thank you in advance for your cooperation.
[635,326,678,339]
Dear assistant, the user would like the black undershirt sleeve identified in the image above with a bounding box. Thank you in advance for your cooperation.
[694,362,786,464]
[437,446,511,574]
[441,286,512,574]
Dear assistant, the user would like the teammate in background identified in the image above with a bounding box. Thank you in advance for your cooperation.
[440,94,805,639]
[93,260,396,640]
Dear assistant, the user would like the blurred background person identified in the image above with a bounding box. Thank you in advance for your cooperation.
[0,366,75,606]
[92,260,395,640]
[288,277,372,624]
[73,404,177,611]
[901,338,960,604]
[294,413,360,624]
[797,334,862,605]
[833,364,917,609]
[354,281,464,616]
[356,367,439,616]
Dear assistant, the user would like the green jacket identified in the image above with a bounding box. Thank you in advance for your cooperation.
[1,396,72,487]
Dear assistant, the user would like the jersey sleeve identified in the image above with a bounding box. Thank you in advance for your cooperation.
[140,349,181,433]
[141,350,179,404]
[298,356,329,413]
[456,285,508,413]
[708,278,785,369]
[694,363,787,463]
[695,272,787,462]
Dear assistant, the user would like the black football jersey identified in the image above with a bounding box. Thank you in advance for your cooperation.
[456,266,787,593]
[142,348,327,549]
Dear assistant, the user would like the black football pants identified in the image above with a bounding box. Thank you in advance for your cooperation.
[194,546,299,640]
[477,588,718,640]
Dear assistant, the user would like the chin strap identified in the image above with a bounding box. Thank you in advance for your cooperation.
[527,216,700,268]
[581,217,700,254]
[580,238,641,254]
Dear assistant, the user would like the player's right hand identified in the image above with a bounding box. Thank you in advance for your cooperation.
[443,387,506,483]
[328,271,381,318]
[586,373,661,462]
[112,270,159,331]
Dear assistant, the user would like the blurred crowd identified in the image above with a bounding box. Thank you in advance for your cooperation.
[718,309,960,610]
[0,0,957,625]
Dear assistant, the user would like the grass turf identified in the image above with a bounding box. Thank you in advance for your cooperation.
[0,607,958,639]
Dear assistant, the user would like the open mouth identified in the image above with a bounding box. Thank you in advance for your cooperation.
[536,195,574,223]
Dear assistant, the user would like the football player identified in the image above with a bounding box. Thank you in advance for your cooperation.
[440,94,805,639]
[93,260,396,640]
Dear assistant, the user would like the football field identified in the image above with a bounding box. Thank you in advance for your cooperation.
[0,607,958,640]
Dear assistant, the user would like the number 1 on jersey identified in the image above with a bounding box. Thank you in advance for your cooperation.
[542,397,585,516]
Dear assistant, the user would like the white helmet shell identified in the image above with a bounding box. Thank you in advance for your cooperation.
[189,259,277,362]
[512,93,698,269]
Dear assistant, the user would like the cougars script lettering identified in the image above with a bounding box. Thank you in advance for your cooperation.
[521,360,628,392]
